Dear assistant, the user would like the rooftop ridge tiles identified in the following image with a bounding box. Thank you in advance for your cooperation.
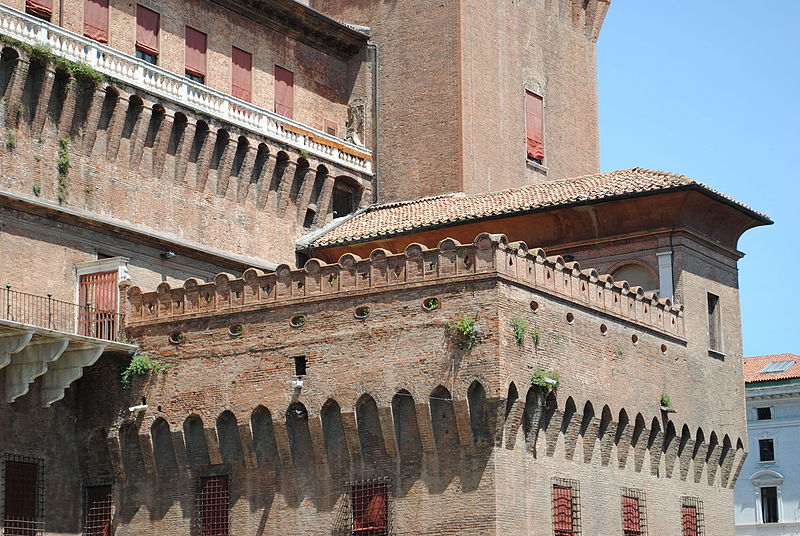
[127,232,685,339]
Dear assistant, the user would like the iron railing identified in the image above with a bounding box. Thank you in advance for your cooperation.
[1,286,123,341]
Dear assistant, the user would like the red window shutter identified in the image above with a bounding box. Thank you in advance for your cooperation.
[25,0,52,20]
[525,91,544,161]
[622,496,642,536]
[552,485,574,536]
[274,65,294,119]
[681,505,698,536]
[84,0,109,44]
[231,47,252,103]
[185,26,207,78]
[78,271,118,339]
[352,483,388,533]
[136,5,160,55]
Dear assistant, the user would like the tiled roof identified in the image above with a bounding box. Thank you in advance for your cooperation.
[743,354,800,383]
[300,168,770,249]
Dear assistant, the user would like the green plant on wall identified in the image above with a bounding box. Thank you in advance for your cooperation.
[510,317,528,345]
[57,137,70,202]
[530,327,542,346]
[531,368,561,391]
[5,128,15,149]
[660,392,673,410]
[120,353,169,389]
[32,184,41,196]
[444,315,485,350]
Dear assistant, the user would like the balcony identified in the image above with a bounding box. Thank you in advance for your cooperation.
[0,286,135,407]
[0,4,372,175]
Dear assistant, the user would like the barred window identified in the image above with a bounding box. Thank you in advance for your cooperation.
[551,478,581,536]
[621,488,646,536]
[197,475,229,536]
[681,497,704,536]
[350,479,389,536]
[85,485,112,536]
[2,455,44,536]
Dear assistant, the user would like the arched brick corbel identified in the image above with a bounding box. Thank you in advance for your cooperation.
[275,158,299,215]
[105,91,133,160]
[214,134,237,198]
[129,100,154,169]
[452,399,475,456]
[194,125,219,193]
[172,117,196,185]
[169,425,190,476]
[30,64,58,137]
[339,410,365,466]
[270,418,295,470]
[56,74,82,136]
[150,107,174,177]
[235,143,258,204]
[255,150,280,210]
[292,163,318,224]
[3,54,29,128]
[305,414,329,467]
[314,173,337,223]
[80,84,110,153]
[203,424,224,466]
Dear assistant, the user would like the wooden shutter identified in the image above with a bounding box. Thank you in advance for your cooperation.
[274,65,294,118]
[231,47,252,102]
[25,0,53,20]
[622,495,642,536]
[352,483,388,533]
[78,271,118,339]
[84,0,109,44]
[681,505,698,536]
[185,26,207,78]
[525,91,544,161]
[136,5,160,55]
[552,485,574,536]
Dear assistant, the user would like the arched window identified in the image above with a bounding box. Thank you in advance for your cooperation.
[332,177,360,218]
[611,263,658,293]
[750,470,784,524]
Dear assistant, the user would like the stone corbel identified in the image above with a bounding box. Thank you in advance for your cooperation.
[5,337,70,403]
[40,343,106,407]
[0,330,35,369]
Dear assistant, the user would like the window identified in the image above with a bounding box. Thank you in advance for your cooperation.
[84,485,112,536]
[681,497,704,536]
[324,119,338,137]
[552,478,580,536]
[293,355,307,376]
[350,479,388,536]
[525,90,544,163]
[135,5,160,65]
[707,293,721,351]
[759,439,774,462]
[83,0,109,44]
[197,475,229,536]
[2,456,43,536]
[274,66,294,118]
[231,47,252,103]
[761,486,778,523]
[760,360,796,374]
[332,180,357,218]
[757,407,772,420]
[621,488,646,536]
[185,26,207,84]
[25,0,52,21]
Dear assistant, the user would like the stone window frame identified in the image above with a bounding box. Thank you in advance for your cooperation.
[74,256,130,312]
[750,470,784,524]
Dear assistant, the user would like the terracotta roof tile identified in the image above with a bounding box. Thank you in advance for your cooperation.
[743,353,800,383]
[301,168,770,248]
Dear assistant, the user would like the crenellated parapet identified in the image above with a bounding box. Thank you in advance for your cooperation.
[126,232,684,338]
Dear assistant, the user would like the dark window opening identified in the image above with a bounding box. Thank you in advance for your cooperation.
[552,479,580,536]
[757,407,772,420]
[186,72,204,84]
[350,479,389,536]
[333,184,355,219]
[3,457,43,536]
[707,293,721,351]
[303,209,316,228]
[761,486,778,523]
[197,475,229,536]
[136,49,157,65]
[293,355,307,376]
[85,485,112,536]
[759,439,774,462]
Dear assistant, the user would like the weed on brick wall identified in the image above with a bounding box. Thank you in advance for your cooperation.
[57,137,70,202]
[445,315,486,350]
[120,353,169,389]
[531,368,561,390]
[510,317,528,345]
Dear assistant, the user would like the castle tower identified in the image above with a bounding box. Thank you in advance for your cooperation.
[312,0,609,201]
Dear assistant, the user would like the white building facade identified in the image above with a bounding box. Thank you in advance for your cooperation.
[735,354,800,536]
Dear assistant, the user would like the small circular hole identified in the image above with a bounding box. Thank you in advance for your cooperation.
[422,297,440,311]
[566,312,574,324]
[290,314,307,328]
[354,305,371,319]
[228,323,244,337]
[530,301,539,312]
[660,344,668,355]
[600,324,608,335]
[631,334,639,345]
[168,332,184,344]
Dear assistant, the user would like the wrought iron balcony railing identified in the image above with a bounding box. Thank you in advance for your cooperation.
[1,285,123,342]
[0,4,372,175]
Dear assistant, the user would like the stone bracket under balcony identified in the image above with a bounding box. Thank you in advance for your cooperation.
[0,319,135,407]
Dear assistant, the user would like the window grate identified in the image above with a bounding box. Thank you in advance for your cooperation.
[621,488,646,536]
[196,475,229,536]
[348,478,389,536]
[681,497,705,536]
[551,478,581,536]
[2,455,44,536]
[84,485,112,536]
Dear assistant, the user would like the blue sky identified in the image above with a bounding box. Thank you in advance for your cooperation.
[596,2,799,358]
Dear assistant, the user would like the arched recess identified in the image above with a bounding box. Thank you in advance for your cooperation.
[331,176,362,218]
[321,399,350,476]
[251,143,269,184]
[729,438,747,488]
[503,382,521,449]
[85,428,112,480]
[269,150,290,194]
[166,112,188,156]
[631,413,647,472]
[143,103,165,150]
[357,394,387,464]
[580,401,597,462]
[231,135,249,177]
[561,397,578,460]
[598,405,614,466]
[615,409,630,468]
[119,422,145,476]
[692,427,706,484]
[289,157,310,202]
[183,414,210,468]
[188,120,209,163]
[120,94,144,140]
[662,421,678,477]
[705,431,720,485]
[0,47,20,98]
[251,406,278,467]
[719,434,734,486]
[392,390,422,460]
[151,418,178,477]
[647,417,663,475]
[217,411,244,465]
[468,381,490,447]
[285,402,313,465]
[610,262,659,293]
[430,386,459,451]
